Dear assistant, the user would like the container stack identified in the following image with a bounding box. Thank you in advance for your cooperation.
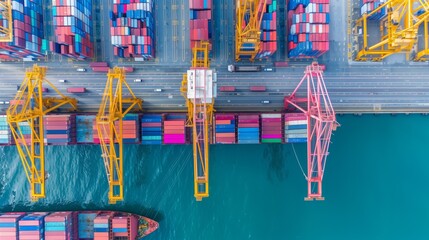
[284,113,307,143]
[163,114,186,144]
[360,0,386,20]
[18,212,47,240]
[256,0,277,59]
[78,213,97,239]
[51,0,94,59]
[0,0,47,60]
[93,214,111,240]
[44,212,73,240]
[189,0,212,51]
[287,0,330,58]
[44,115,76,145]
[18,122,31,145]
[214,114,236,144]
[0,213,23,240]
[141,114,163,144]
[110,0,155,59]
[261,114,282,143]
[237,114,260,144]
[76,115,95,144]
[115,114,140,144]
[0,115,12,145]
[111,216,137,239]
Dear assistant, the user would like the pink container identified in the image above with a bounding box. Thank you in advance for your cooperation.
[164,134,184,139]
[262,134,282,139]
[238,123,259,127]
[262,118,281,122]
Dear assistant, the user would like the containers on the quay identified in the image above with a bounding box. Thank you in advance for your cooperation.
[51,0,94,59]
[78,213,97,239]
[43,115,76,145]
[0,0,47,60]
[237,114,260,144]
[219,86,235,92]
[0,213,24,240]
[115,114,139,144]
[112,216,137,239]
[17,121,31,145]
[110,0,155,59]
[18,212,47,240]
[214,114,236,144]
[141,114,163,144]
[67,87,86,93]
[163,114,186,144]
[44,212,73,240]
[250,86,266,92]
[256,0,277,59]
[0,115,13,145]
[261,113,282,143]
[360,0,386,20]
[76,115,95,143]
[89,62,108,67]
[284,113,307,142]
[94,213,111,240]
[92,66,110,72]
[287,0,330,58]
[189,0,213,52]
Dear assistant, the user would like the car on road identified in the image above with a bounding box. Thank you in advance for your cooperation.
[58,79,67,83]
[154,89,162,92]
[0,101,4,105]
[263,67,275,72]
[5,101,9,105]
[76,68,86,72]
[261,100,270,104]
[134,79,143,82]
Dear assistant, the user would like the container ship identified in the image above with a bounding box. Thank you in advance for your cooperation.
[0,211,158,239]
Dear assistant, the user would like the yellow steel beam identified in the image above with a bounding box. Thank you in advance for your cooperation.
[0,0,13,42]
[6,65,77,201]
[96,67,143,204]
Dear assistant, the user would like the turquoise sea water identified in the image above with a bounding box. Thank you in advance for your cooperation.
[1,114,429,239]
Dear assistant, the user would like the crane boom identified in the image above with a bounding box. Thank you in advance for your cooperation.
[0,0,13,42]
[96,67,143,204]
[6,65,77,201]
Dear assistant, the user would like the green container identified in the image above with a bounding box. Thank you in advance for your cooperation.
[261,139,282,143]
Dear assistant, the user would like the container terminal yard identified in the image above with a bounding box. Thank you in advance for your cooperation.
[0,0,429,221]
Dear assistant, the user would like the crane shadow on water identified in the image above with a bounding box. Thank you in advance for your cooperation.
[264,145,289,182]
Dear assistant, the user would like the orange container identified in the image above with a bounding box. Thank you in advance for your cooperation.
[216,133,235,138]
[164,121,185,126]
[164,125,184,130]
[215,120,230,125]
[164,129,185,134]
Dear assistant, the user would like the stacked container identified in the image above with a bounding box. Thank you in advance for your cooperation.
[78,213,97,239]
[93,214,111,240]
[141,114,163,144]
[76,115,95,144]
[0,0,47,60]
[287,0,330,58]
[18,121,31,145]
[44,212,73,240]
[189,0,212,51]
[0,213,23,240]
[51,0,94,59]
[284,113,307,142]
[360,0,386,20]
[0,115,12,145]
[237,114,260,144]
[44,115,76,145]
[18,212,47,240]
[261,113,282,143]
[163,114,186,144]
[111,216,137,239]
[110,0,155,59]
[256,0,277,59]
[214,114,236,144]
[115,114,139,144]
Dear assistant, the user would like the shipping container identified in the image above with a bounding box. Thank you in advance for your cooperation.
[214,114,236,144]
[237,114,260,144]
[92,66,110,72]
[76,115,96,143]
[141,114,163,144]
[0,115,13,145]
[256,0,278,59]
[89,62,109,67]
[250,86,266,92]
[44,115,76,145]
[123,66,134,73]
[163,114,186,144]
[189,0,213,54]
[274,61,289,67]
[261,113,282,143]
[284,112,307,142]
[67,87,86,93]
[219,86,236,92]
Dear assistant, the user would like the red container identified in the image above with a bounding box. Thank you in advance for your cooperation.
[92,67,110,72]
[67,87,86,93]
[250,86,266,92]
[219,86,235,92]
[89,62,108,67]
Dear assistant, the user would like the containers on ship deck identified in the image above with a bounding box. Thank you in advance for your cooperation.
[52,0,94,59]
[18,212,47,240]
[115,114,140,144]
[110,0,155,59]
[78,213,97,239]
[214,114,236,144]
[360,0,387,20]
[261,113,282,143]
[287,0,330,58]
[76,115,95,144]
[0,0,47,60]
[284,113,307,143]
[256,0,277,59]
[189,0,213,52]
[44,115,76,145]
[0,115,13,145]
[141,114,163,144]
[0,213,24,240]
[44,212,73,240]
[163,114,186,144]
[93,213,111,240]
[237,114,260,144]
[111,216,137,239]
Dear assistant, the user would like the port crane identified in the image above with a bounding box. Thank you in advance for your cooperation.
[235,0,267,61]
[284,62,338,201]
[6,65,78,201]
[96,67,142,204]
[0,0,13,42]
[354,0,429,61]
[181,41,214,201]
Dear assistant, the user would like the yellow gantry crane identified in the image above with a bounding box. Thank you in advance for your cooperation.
[355,0,429,61]
[181,41,214,201]
[6,65,77,201]
[235,0,267,61]
[96,67,142,204]
[0,0,13,42]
